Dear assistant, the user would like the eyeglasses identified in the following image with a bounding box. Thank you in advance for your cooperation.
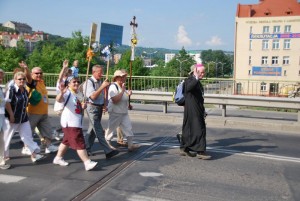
[72,81,80,84]
[17,78,26,81]
[34,72,43,75]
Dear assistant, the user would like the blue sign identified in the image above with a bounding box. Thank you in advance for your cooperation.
[252,67,282,76]
[250,33,300,39]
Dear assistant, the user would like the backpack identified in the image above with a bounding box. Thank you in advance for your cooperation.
[174,80,185,106]
[78,78,95,93]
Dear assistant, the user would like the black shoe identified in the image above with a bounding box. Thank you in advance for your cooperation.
[106,150,119,159]
[179,149,196,157]
[87,151,94,156]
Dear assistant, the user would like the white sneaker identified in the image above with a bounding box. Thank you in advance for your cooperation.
[21,147,32,156]
[45,144,58,154]
[31,154,44,163]
[53,130,63,141]
[53,157,69,166]
[84,160,98,171]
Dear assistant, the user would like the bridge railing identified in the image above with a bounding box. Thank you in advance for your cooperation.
[4,72,299,97]
[45,87,300,123]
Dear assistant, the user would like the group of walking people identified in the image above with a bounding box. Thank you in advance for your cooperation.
[0,60,140,171]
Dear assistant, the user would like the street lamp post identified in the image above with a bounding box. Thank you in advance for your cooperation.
[143,51,157,67]
[207,61,216,78]
[176,58,189,78]
[216,62,225,78]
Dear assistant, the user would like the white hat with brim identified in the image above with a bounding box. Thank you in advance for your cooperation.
[113,70,126,80]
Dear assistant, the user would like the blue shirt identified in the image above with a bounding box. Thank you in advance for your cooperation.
[70,66,79,77]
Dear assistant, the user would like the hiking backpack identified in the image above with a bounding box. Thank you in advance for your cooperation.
[174,80,185,106]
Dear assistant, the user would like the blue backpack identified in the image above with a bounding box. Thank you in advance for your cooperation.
[174,80,185,106]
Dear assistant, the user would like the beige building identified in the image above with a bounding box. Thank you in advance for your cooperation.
[3,21,32,34]
[234,0,300,96]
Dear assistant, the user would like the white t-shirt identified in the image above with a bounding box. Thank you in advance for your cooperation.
[61,90,83,128]
[107,82,129,114]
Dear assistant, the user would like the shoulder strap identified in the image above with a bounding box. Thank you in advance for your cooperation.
[64,92,71,107]
[88,78,95,89]
[113,83,119,91]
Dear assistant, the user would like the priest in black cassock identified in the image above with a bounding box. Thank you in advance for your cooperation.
[180,64,211,160]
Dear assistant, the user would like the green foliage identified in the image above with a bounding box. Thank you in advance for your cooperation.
[201,49,233,78]
[115,49,149,76]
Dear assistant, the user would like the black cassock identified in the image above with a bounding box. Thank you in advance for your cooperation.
[181,74,206,152]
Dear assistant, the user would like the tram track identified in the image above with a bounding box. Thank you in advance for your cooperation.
[71,136,171,201]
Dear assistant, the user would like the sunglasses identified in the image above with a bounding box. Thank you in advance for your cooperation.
[72,81,81,84]
[17,78,26,81]
[34,72,43,75]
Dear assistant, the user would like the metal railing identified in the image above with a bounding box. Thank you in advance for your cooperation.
[3,72,300,97]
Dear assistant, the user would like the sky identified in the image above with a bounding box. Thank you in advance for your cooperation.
[0,0,260,51]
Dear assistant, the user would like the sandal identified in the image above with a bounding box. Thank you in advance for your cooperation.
[117,140,128,147]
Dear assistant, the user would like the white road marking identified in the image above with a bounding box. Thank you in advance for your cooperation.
[0,174,26,184]
[162,143,300,163]
[128,194,171,201]
[139,172,164,177]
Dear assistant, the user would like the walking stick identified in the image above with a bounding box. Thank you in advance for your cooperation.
[84,23,97,101]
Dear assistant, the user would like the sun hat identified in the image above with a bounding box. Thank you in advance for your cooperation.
[113,70,126,81]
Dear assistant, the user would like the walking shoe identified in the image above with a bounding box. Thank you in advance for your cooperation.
[197,152,211,160]
[53,130,62,141]
[128,144,140,152]
[21,146,32,156]
[45,144,58,154]
[53,157,69,166]
[179,149,197,157]
[0,164,11,170]
[106,150,119,159]
[87,150,94,156]
[31,154,45,163]
[84,160,98,171]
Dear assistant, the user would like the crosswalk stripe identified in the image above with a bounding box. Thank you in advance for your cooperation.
[0,174,26,184]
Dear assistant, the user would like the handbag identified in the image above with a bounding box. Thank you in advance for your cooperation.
[53,93,71,115]
[29,89,42,105]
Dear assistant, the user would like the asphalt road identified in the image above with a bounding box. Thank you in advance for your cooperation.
[0,105,299,201]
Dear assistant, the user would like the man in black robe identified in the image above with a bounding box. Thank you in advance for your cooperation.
[180,64,211,160]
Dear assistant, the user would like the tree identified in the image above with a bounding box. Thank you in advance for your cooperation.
[201,49,233,78]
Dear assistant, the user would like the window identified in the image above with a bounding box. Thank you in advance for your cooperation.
[284,70,287,76]
[273,26,280,33]
[284,39,290,49]
[260,82,267,91]
[248,70,251,75]
[272,56,279,65]
[283,56,290,65]
[262,56,268,65]
[262,40,269,50]
[284,25,291,33]
[249,56,252,65]
[272,40,280,49]
[250,26,252,34]
[249,40,252,50]
[263,26,269,33]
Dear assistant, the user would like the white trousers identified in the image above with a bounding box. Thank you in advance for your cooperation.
[3,119,40,158]
[105,113,134,142]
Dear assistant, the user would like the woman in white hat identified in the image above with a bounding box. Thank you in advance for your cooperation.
[105,70,139,152]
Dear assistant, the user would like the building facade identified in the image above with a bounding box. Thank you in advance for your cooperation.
[234,0,300,96]
[100,23,123,46]
[3,21,32,34]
